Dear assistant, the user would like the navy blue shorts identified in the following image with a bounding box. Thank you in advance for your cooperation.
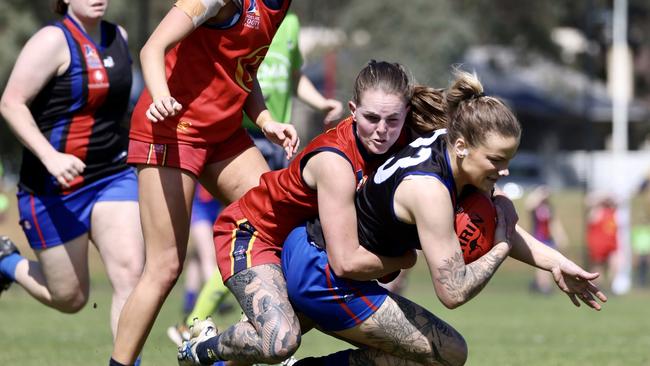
[282,225,388,332]
[17,168,138,249]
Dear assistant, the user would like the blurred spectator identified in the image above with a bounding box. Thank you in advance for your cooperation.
[585,192,620,289]
[525,185,568,294]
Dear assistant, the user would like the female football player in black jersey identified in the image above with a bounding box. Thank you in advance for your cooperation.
[281,69,608,366]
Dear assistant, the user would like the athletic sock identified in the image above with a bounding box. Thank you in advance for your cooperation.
[294,349,352,366]
[183,290,198,315]
[196,334,223,364]
[108,358,129,366]
[0,252,22,281]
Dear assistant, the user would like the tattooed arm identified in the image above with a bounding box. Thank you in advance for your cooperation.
[394,177,512,308]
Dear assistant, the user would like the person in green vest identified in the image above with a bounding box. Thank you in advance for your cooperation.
[243,12,343,170]
[167,12,343,348]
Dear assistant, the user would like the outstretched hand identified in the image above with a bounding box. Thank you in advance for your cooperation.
[551,260,608,311]
[262,121,300,160]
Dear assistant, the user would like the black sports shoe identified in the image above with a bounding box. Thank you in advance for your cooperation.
[0,236,20,295]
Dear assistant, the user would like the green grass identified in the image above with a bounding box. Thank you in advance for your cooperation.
[1,260,649,366]
[1,189,649,365]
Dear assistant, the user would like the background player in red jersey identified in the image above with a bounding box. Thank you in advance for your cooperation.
[281,70,607,366]
[111,1,297,365]
[0,0,144,348]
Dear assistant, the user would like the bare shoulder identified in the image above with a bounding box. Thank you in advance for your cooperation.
[30,25,67,49]
[18,26,69,69]
[302,150,355,190]
[395,176,452,223]
[399,175,448,200]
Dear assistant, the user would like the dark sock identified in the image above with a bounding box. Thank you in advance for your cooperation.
[293,357,325,366]
[295,349,352,366]
[109,358,129,366]
[196,334,222,364]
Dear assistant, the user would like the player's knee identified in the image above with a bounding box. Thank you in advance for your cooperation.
[110,256,144,289]
[258,318,301,363]
[143,252,183,290]
[52,289,89,313]
[264,333,301,364]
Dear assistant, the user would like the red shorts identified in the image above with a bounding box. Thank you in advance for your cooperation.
[127,128,253,176]
[588,241,618,264]
[214,201,281,283]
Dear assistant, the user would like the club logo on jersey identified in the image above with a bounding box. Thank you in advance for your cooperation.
[243,0,260,29]
[103,56,115,68]
[235,45,269,92]
[93,70,104,82]
[83,45,103,69]
[177,120,192,132]
[151,144,166,154]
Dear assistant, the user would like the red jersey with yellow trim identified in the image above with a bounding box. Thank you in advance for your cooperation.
[129,0,290,145]
[238,117,405,245]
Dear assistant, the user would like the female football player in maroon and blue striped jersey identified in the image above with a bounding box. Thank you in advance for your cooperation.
[0,0,143,349]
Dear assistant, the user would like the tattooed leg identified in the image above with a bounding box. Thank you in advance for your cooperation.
[330,293,467,366]
[215,264,301,364]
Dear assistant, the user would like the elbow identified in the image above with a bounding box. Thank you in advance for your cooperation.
[139,40,162,68]
[437,293,466,310]
[0,96,16,119]
[329,261,353,278]
[139,44,152,65]
[0,99,7,117]
[329,260,364,280]
[442,299,463,310]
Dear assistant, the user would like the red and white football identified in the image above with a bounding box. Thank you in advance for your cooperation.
[455,190,497,264]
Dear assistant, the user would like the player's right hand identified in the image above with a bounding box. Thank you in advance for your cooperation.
[146,95,182,122]
[493,199,517,249]
[42,151,86,188]
[261,121,300,160]
[493,195,518,240]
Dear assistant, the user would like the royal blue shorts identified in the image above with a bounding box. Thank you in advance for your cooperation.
[281,225,388,332]
[17,168,138,249]
[190,195,221,225]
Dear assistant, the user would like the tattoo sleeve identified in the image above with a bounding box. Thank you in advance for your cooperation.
[436,246,509,305]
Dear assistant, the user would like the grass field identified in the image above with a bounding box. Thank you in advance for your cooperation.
[1,190,649,365]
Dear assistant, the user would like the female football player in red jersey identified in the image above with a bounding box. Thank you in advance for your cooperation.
[111,0,297,365]
[176,60,450,365]
[0,0,143,349]
[280,70,607,366]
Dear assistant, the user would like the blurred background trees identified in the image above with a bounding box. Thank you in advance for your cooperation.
[2,0,650,170]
